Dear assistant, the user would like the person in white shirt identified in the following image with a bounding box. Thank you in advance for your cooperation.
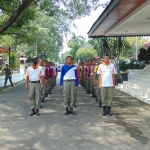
[39,59,47,103]
[97,54,116,116]
[25,57,44,116]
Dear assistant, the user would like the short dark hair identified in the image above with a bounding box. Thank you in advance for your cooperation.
[66,56,73,60]
[104,54,110,57]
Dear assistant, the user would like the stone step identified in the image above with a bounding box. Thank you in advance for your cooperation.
[137,74,150,77]
[128,79,150,87]
[131,77,150,82]
[116,85,150,105]
[116,66,150,105]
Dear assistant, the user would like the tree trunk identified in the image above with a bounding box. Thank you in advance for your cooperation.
[0,0,33,34]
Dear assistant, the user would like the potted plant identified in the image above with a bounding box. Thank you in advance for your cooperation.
[119,60,129,83]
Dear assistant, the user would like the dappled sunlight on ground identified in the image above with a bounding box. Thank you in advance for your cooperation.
[0,78,150,150]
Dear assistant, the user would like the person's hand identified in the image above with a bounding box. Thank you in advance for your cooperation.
[40,85,44,90]
[45,80,48,84]
[25,86,28,90]
[94,82,96,86]
[60,86,64,90]
[75,86,78,90]
[99,86,102,90]
[113,85,115,88]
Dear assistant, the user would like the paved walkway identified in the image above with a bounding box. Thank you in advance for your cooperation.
[0,79,150,150]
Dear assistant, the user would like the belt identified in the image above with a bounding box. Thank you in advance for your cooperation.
[30,80,40,83]
[64,79,75,82]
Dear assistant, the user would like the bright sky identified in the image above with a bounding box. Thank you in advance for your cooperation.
[60,6,105,55]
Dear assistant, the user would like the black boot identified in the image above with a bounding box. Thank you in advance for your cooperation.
[96,97,98,102]
[98,102,102,107]
[92,92,96,97]
[45,93,48,97]
[107,106,113,116]
[86,90,90,94]
[36,109,40,116]
[70,108,76,115]
[49,90,52,94]
[30,108,36,116]
[64,108,69,115]
[39,104,42,109]
[102,106,107,116]
[41,98,45,103]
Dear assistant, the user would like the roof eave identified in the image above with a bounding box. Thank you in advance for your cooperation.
[87,0,122,37]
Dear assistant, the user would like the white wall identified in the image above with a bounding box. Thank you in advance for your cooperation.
[0,73,24,87]
[128,69,143,79]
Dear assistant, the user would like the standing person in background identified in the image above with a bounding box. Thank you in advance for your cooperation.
[60,56,78,115]
[3,64,14,87]
[94,57,103,107]
[51,63,55,89]
[48,62,53,94]
[80,62,85,87]
[86,61,91,94]
[53,63,58,87]
[39,59,47,103]
[25,57,44,116]
[90,59,96,97]
[45,61,50,97]
[73,59,80,108]
[97,54,116,116]
[84,61,88,91]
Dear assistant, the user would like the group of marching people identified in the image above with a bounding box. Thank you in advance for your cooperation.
[79,58,103,107]
[25,54,116,117]
[78,54,116,116]
[60,54,116,116]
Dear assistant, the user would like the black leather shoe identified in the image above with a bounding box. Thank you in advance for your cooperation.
[70,108,76,115]
[92,92,96,97]
[64,108,69,115]
[98,102,102,107]
[41,98,45,103]
[45,93,48,97]
[49,91,52,94]
[36,109,40,116]
[30,108,36,116]
[102,106,107,116]
[86,90,90,94]
[39,104,42,109]
[107,106,113,116]
[11,85,14,87]
[96,97,98,102]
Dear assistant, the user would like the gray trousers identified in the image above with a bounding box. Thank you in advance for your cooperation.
[90,76,94,93]
[29,83,41,109]
[94,79,102,102]
[41,80,46,99]
[86,77,90,91]
[101,87,114,106]
[64,81,75,108]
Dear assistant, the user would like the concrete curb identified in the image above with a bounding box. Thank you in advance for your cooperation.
[0,80,25,93]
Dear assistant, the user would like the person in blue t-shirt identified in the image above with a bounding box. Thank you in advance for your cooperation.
[60,56,78,115]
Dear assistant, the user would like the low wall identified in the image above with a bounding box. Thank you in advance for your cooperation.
[0,73,24,87]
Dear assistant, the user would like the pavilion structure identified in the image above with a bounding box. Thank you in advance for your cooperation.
[88,0,150,104]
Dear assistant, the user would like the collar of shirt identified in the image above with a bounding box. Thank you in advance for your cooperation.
[103,62,111,66]
[31,65,39,69]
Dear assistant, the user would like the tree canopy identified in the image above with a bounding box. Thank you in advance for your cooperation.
[76,47,97,61]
